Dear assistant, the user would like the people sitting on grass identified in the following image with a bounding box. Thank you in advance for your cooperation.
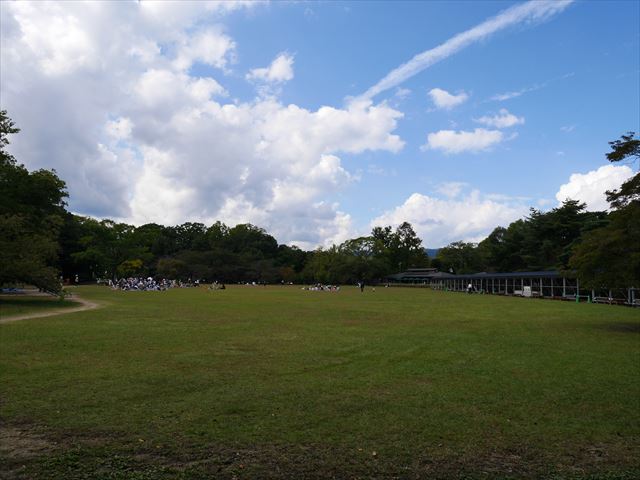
[208,281,226,291]
[302,283,340,292]
[110,277,178,291]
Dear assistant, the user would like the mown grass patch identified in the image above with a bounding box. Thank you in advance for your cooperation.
[1,285,638,478]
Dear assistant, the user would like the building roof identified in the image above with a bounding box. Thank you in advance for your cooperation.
[387,269,563,281]
[432,271,562,280]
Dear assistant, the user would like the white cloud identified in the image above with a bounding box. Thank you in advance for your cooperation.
[474,108,524,128]
[138,1,259,34]
[105,117,133,140]
[129,147,198,226]
[489,73,575,102]
[7,2,97,76]
[367,164,397,177]
[435,181,468,199]
[423,128,503,154]
[134,69,227,111]
[358,0,573,100]
[490,84,542,101]
[485,193,531,203]
[0,1,407,248]
[173,28,236,71]
[247,52,295,83]
[428,88,469,110]
[371,191,528,247]
[555,164,635,211]
[126,97,402,246]
[560,125,576,133]
[394,87,411,100]
[2,1,252,79]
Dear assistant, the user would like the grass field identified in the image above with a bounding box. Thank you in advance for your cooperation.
[1,285,639,479]
[0,296,78,318]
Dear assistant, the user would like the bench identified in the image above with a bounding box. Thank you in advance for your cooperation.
[593,296,612,304]
[594,296,626,305]
[562,294,591,302]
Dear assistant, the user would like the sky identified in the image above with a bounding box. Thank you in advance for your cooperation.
[1,0,639,249]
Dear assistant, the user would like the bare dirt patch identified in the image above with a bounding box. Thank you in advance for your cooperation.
[1,422,638,479]
[0,425,57,460]
[1,404,636,480]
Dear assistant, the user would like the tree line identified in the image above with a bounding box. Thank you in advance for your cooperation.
[435,131,639,289]
[57,217,430,286]
[1,110,638,294]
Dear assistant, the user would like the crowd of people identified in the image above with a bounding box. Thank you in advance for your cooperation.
[98,278,380,293]
[303,284,341,292]
[107,277,180,291]
[208,281,226,291]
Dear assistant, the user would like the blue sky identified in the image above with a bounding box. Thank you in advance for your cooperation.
[1,0,638,248]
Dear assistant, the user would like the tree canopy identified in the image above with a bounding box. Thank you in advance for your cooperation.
[605,132,640,209]
[568,132,640,288]
[0,110,68,293]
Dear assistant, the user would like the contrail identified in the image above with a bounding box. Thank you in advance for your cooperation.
[358,0,574,101]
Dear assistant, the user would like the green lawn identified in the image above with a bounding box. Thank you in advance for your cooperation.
[1,285,639,479]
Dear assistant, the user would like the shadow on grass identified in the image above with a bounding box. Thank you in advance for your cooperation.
[598,322,640,334]
[0,298,75,307]
[0,297,79,320]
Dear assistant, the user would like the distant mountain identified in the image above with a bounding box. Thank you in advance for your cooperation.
[425,248,440,258]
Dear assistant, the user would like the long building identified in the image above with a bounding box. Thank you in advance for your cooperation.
[386,268,639,306]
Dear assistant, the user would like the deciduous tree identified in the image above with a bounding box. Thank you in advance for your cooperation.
[0,111,68,293]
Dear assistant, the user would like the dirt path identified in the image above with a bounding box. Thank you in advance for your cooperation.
[0,295,101,324]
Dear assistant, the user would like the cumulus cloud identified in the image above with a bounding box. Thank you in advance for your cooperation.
[128,96,402,245]
[422,128,503,154]
[247,52,295,83]
[134,69,227,110]
[138,0,257,25]
[435,181,468,198]
[474,108,524,128]
[17,6,96,76]
[555,164,635,211]
[428,88,468,110]
[371,191,528,247]
[173,28,236,71]
[0,1,403,248]
[105,117,133,140]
